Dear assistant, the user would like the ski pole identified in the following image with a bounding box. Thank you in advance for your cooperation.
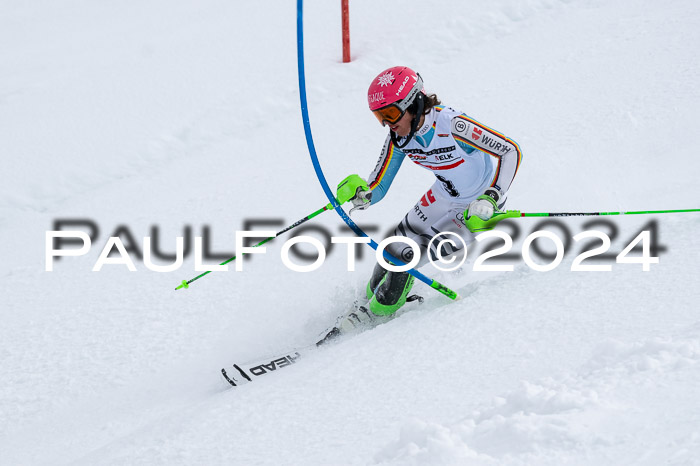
[175,203,333,290]
[466,208,700,232]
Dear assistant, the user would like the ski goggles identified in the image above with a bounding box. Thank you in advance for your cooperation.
[372,104,405,126]
[371,74,424,126]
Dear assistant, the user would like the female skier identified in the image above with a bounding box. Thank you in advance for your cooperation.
[332,65,523,334]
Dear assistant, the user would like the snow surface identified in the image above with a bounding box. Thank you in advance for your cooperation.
[2,0,700,464]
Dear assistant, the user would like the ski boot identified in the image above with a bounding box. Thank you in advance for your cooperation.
[317,264,423,345]
[316,298,378,346]
[367,267,421,316]
[334,263,416,334]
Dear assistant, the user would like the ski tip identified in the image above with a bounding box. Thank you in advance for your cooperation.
[221,368,237,387]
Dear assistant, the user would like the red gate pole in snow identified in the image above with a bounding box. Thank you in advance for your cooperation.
[341,0,350,62]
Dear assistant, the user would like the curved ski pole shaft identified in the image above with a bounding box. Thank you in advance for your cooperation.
[175,204,331,290]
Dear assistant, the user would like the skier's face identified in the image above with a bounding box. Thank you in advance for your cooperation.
[388,111,414,138]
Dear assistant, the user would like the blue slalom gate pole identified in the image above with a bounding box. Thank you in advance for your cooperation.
[295,0,457,300]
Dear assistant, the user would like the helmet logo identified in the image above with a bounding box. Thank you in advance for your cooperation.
[368,91,384,103]
[395,75,410,97]
[377,71,395,87]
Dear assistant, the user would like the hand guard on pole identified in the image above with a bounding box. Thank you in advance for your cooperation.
[467,188,501,219]
[465,187,502,231]
[336,174,372,214]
